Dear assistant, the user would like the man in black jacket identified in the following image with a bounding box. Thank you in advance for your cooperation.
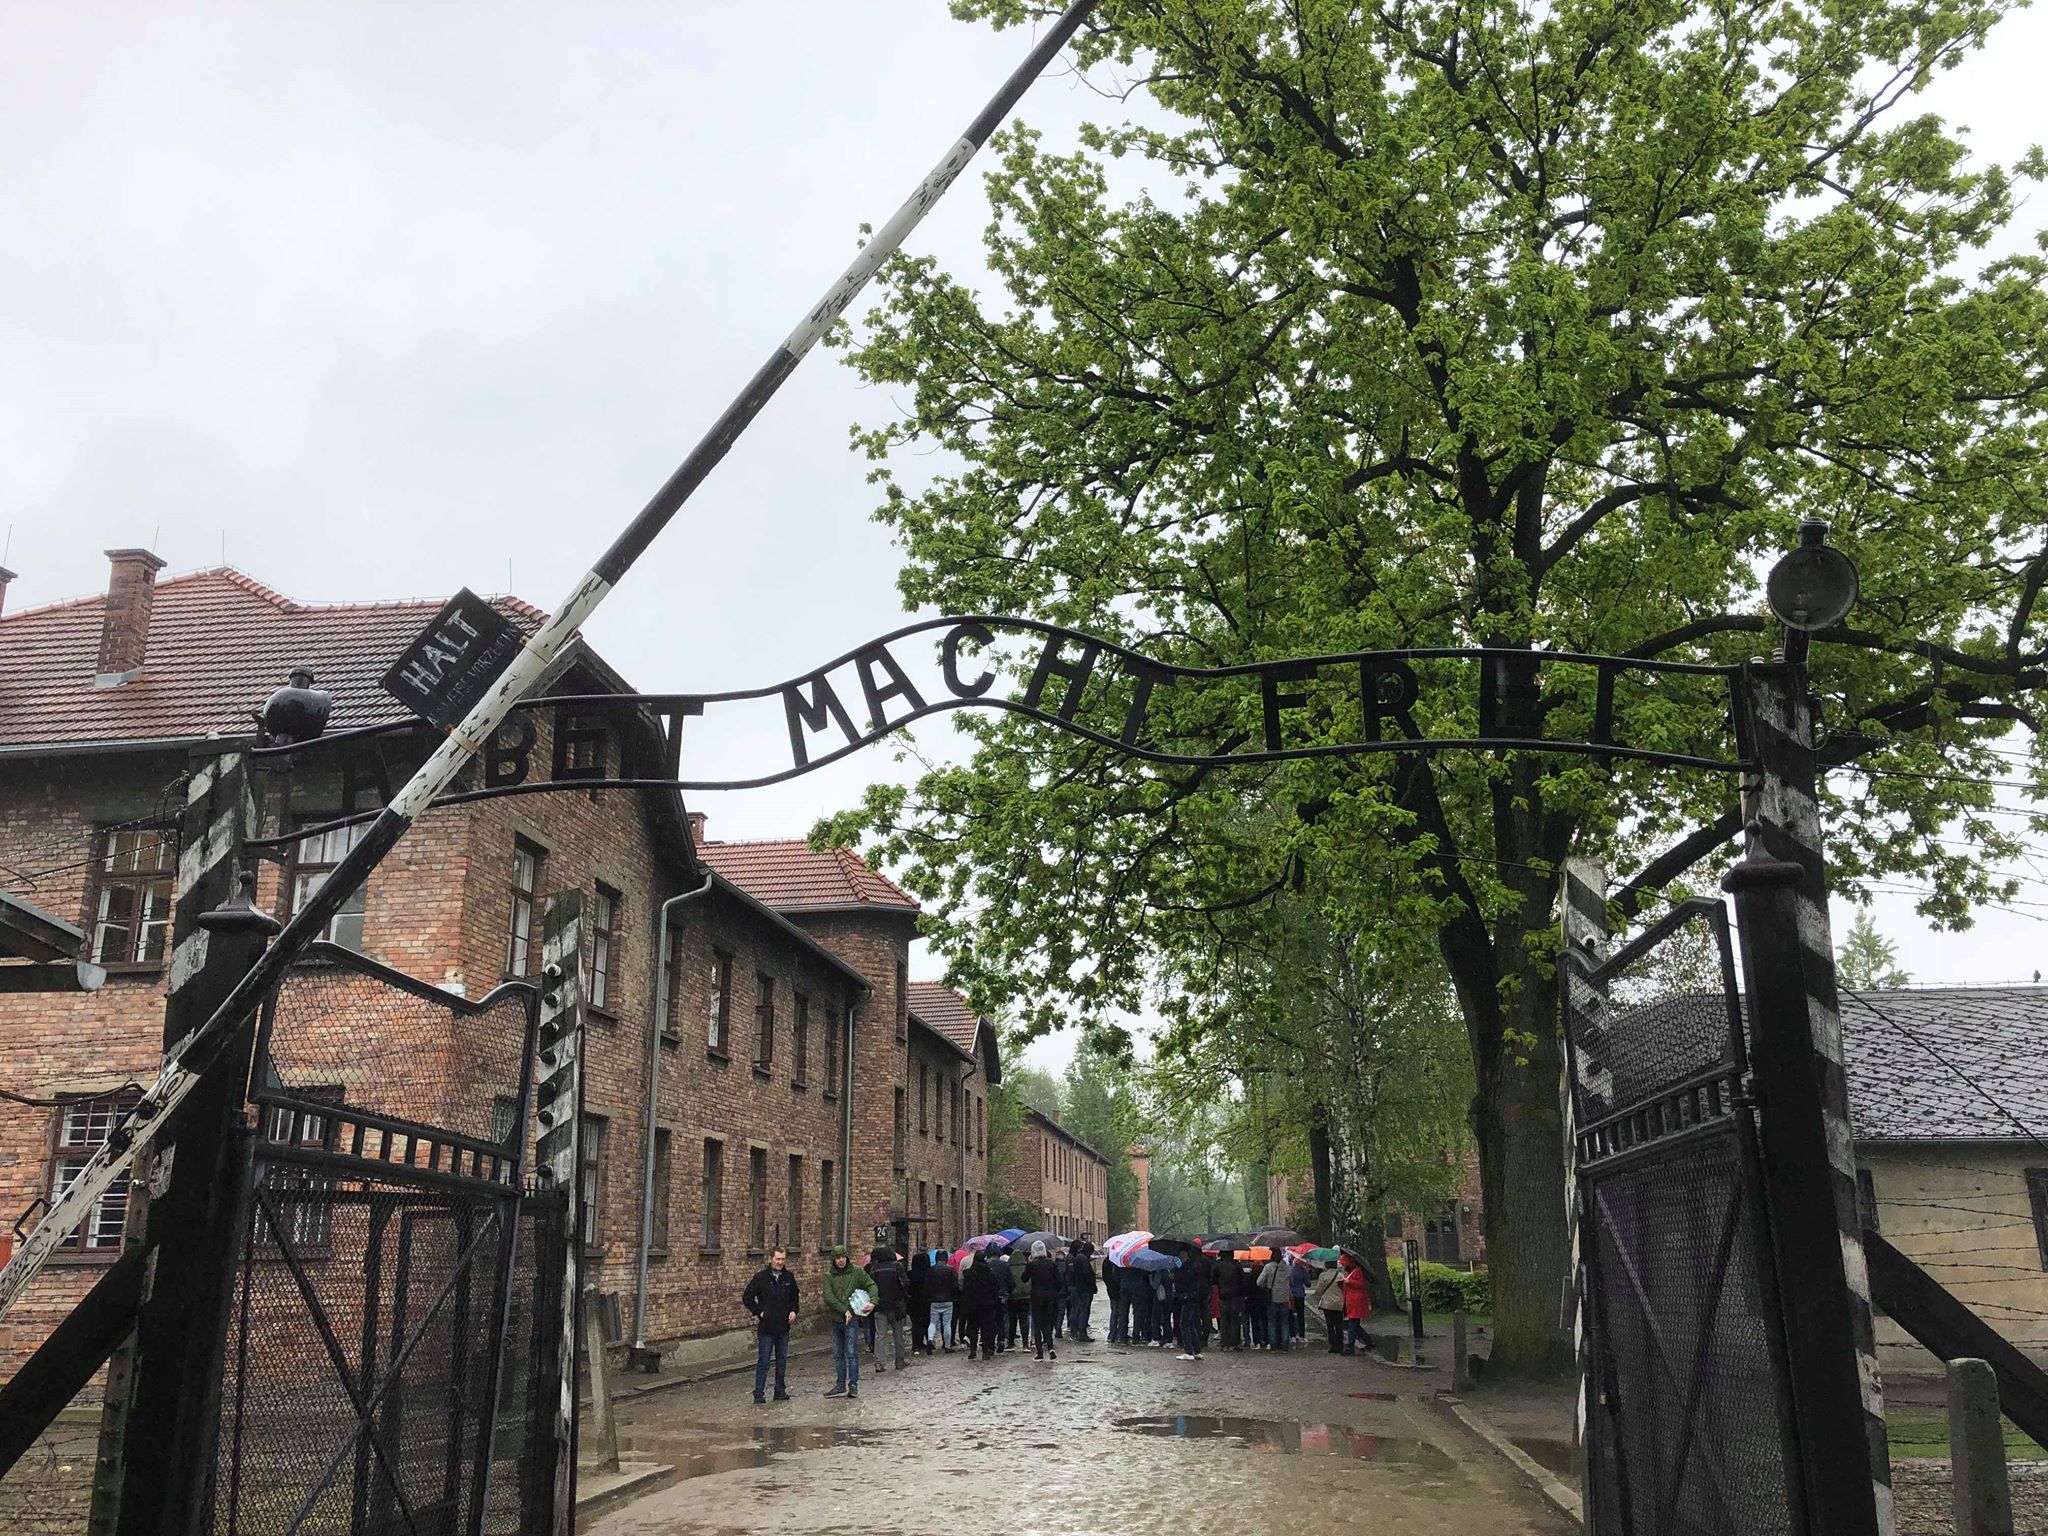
[1172,1251,1209,1361]
[1065,1240,1098,1342]
[870,1247,910,1371]
[741,1248,800,1403]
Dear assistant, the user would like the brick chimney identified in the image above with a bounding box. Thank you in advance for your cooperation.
[685,810,707,844]
[95,548,167,684]
[0,566,14,619]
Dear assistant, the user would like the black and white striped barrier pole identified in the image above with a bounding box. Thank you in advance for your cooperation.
[1725,661,1893,1536]
[1558,855,1614,1524]
[0,0,1099,1319]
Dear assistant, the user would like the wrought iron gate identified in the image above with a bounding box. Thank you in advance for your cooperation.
[210,943,570,1536]
[1563,893,1805,1535]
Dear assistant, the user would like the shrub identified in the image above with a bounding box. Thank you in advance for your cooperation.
[1385,1258,1489,1317]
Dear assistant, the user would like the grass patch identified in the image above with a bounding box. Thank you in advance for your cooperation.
[1887,1411,2048,1461]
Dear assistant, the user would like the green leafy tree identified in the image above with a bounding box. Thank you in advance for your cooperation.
[827,0,2048,1372]
[1061,1044,1146,1231]
[1837,907,1913,990]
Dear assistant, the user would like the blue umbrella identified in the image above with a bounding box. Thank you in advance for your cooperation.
[997,1227,1027,1242]
[1122,1245,1178,1272]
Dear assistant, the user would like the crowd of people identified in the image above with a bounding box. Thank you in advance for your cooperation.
[738,1233,1375,1403]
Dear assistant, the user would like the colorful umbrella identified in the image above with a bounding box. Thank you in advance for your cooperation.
[1232,1245,1274,1263]
[963,1233,1006,1251]
[996,1227,1027,1242]
[1101,1230,1156,1267]
[948,1245,977,1269]
[1304,1246,1341,1262]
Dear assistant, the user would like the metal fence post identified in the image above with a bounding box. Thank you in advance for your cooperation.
[535,892,585,1536]
[1726,661,1892,1536]
[1947,1358,2013,1536]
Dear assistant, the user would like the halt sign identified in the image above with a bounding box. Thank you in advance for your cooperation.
[381,588,526,730]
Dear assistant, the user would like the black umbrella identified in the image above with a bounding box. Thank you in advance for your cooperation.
[1251,1227,1305,1249]
[1340,1244,1375,1271]
[1146,1236,1197,1257]
[1008,1230,1064,1255]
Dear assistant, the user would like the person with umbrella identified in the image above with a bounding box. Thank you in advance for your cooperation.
[988,1242,1017,1353]
[1340,1251,1373,1355]
[1025,1240,1063,1360]
[1256,1249,1294,1352]
[821,1245,875,1400]
[1289,1251,1311,1343]
[1065,1238,1097,1343]
[1311,1257,1347,1353]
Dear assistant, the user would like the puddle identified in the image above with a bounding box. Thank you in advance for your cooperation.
[1110,1416,1453,1468]
[1510,1436,1575,1475]
[617,1423,881,1481]
[1345,1392,1399,1401]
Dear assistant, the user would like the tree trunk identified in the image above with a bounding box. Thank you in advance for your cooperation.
[1308,1108,1334,1237]
[1471,963,1573,1376]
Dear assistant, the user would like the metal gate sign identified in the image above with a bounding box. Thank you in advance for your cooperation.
[380,589,526,730]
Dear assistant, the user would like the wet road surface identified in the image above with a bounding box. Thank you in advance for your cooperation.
[586,1336,1572,1536]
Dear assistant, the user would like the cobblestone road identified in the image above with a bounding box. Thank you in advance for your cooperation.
[586,1333,1572,1536]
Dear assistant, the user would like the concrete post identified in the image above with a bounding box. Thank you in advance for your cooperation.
[1453,1311,1470,1393]
[584,1287,620,1473]
[1948,1358,2013,1536]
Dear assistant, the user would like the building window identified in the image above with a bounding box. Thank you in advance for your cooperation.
[2026,1169,2048,1270]
[579,1114,606,1247]
[918,1064,929,1136]
[748,1147,768,1254]
[754,974,776,1069]
[1423,1205,1461,1264]
[506,839,544,977]
[952,1082,962,1147]
[792,994,809,1087]
[1384,1210,1404,1240]
[291,821,369,951]
[788,1154,804,1253]
[937,1184,947,1249]
[48,1091,141,1253]
[589,884,619,1013]
[918,1181,927,1236]
[895,958,909,1042]
[894,1088,906,1172]
[701,1138,724,1251]
[1856,1168,1880,1236]
[709,949,733,1056]
[819,1159,835,1251]
[650,1128,672,1254]
[91,829,175,966]
[491,1094,521,1148]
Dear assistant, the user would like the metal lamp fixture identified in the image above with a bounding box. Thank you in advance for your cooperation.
[1765,519,1859,666]
[1766,519,1860,633]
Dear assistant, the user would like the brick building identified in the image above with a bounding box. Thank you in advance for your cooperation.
[1001,1108,1110,1238]
[0,553,998,1372]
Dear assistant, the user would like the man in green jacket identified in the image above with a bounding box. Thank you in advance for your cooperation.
[821,1245,875,1399]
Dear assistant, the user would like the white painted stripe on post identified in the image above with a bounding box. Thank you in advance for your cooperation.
[781,136,978,358]
[167,930,210,994]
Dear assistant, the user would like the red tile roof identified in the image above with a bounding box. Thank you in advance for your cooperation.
[696,839,919,914]
[0,566,548,752]
[906,980,984,1056]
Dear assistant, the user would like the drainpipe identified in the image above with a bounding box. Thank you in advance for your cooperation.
[840,990,866,1246]
[630,869,715,1357]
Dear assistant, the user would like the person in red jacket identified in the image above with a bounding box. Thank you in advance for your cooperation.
[1339,1254,1372,1356]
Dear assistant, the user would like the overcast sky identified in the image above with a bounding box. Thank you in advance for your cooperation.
[4,3,2043,1074]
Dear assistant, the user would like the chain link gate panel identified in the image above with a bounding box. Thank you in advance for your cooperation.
[210,943,570,1536]
[1563,895,1805,1536]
